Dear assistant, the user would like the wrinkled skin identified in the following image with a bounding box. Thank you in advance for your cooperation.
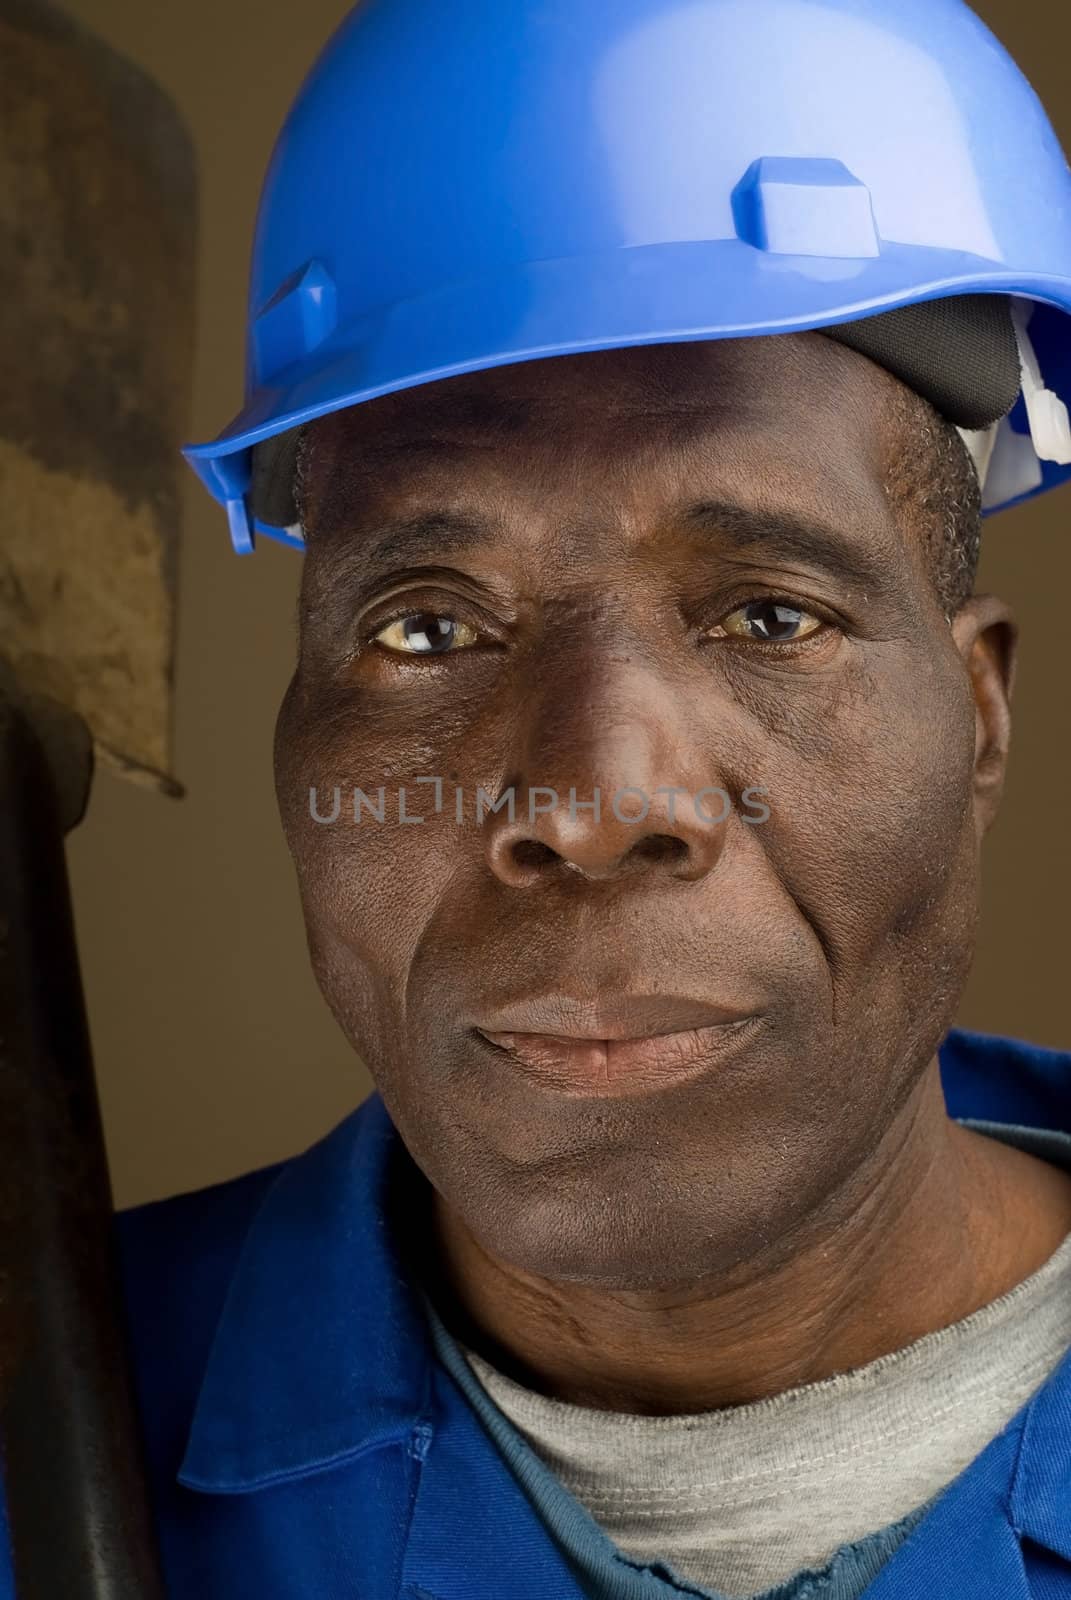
[274,334,1071,1414]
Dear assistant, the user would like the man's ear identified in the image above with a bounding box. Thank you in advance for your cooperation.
[949,595,1018,839]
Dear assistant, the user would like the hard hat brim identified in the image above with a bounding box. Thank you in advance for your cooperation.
[182,239,1071,551]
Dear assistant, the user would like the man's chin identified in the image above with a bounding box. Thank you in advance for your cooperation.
[438,1177,798,1295]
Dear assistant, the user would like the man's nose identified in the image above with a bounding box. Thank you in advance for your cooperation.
[482,666,732,888]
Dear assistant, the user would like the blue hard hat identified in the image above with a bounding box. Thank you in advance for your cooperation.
[183,0,1071,555]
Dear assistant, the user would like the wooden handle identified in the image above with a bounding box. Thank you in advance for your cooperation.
[0,683,167,1599]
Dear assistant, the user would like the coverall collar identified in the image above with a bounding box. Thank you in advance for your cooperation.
[178,1090,433,1492]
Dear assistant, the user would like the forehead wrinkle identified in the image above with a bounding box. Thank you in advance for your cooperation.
[308,362,897,582]
[310,395,550,538]
[313,355,826,519]
[326,387,538,465]
[325,369,755,474]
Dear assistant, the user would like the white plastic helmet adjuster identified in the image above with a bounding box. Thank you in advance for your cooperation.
[1012,296,1071,466]
[957,296,1071,509]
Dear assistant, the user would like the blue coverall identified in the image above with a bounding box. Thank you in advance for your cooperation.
[2,1026,1071,1598]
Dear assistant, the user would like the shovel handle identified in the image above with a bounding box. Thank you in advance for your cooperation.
[0,683,167,1598]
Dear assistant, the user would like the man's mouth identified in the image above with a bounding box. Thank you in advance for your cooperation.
[472,993,760,1097]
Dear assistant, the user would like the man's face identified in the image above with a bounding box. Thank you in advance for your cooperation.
[274,333,1012,1290]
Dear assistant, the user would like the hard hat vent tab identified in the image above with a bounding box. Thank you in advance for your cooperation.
[732,157,880,260]
[251,259,338,385]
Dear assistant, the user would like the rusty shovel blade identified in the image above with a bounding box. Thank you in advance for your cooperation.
[0,0,196,795]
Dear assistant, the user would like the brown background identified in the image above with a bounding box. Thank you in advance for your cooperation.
[56,0,1071,1207]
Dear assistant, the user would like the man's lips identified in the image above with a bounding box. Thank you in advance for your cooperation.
[472,993,760,1097]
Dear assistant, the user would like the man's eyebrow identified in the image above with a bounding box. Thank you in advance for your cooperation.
[323,498,889,591]
[329,509,497,580]
[677,499,888,591]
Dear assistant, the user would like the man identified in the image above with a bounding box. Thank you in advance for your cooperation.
[6,0,1071,1596]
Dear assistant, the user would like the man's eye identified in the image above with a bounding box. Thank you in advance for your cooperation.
[709,600,825,644]
[372,612,479,655]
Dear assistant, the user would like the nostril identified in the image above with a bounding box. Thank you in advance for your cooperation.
[630,834,689,866]
[512,839,559,870]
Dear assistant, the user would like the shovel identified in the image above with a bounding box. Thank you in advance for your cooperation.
[0,1,196,1593]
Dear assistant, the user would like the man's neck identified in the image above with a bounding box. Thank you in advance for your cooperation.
[416,1065,1071,1416]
